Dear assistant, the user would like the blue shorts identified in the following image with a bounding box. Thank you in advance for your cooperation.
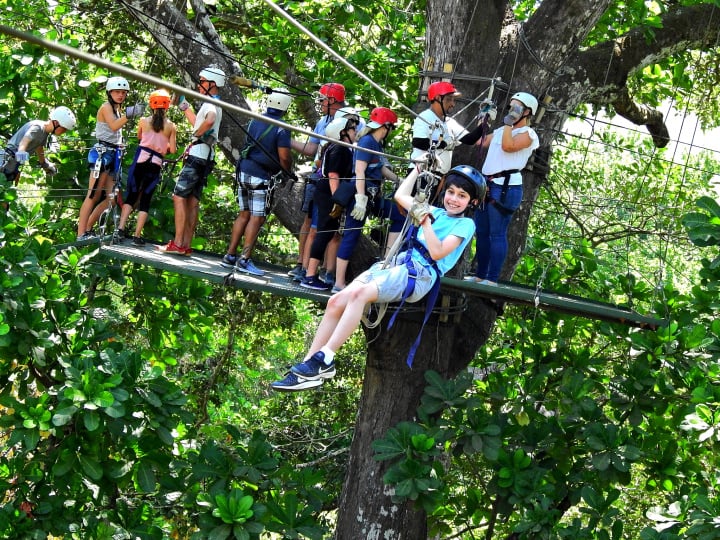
[87,145,119,176]
[173,156,210,200]
[354,255,435,304]
[302,180,316,214]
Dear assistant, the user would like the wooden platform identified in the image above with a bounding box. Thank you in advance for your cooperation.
[87,239,665,330]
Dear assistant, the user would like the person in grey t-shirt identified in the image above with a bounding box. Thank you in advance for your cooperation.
[1,106,76,185]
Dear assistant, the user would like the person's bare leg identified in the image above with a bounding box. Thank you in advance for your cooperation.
[227,211,250,254]
[334,257,350,289]
[134,211,149,237]
[241,216,266,259]
[77,172,106,236]
[172,195,187,246]
[307,281,378,353]
[182,196,199,248]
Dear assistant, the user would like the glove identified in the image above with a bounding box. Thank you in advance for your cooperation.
[350,193,368,221]
[177,95,190,111]
[415,152,437,172]
[15,151,29,163]
[503,104,524,126]
[42,162,58,176]
[329,203,343,219]
[125,103,146,118]
[478,98,497,122]
[409,200,432,226]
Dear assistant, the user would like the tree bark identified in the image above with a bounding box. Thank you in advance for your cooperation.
[125,1,720,537]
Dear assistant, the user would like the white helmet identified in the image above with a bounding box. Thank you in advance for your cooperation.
[49,106,77,130]
[324,116,354,140]
[335,106,360,121]
[106,76,130,92]
[199,67,226,88]
[266,89,291,112]
[510,92,538,115]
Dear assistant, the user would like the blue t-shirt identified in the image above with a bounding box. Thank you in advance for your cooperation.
[239,111,291,179]
[413,207,475,276]
[354,134,385,182]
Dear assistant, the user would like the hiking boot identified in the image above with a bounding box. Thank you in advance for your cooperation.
[220,253,238,269]
[157,240,185,254]
[287,263,304,279]
[270,371,323,392]
[300,275,332,291]
[131,236,146,246]
[236,257,264,276]
[290,351,336,380]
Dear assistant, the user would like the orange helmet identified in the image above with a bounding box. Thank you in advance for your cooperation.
[427,81,461,101]
[149,89,171,110]
[367,107,398,128]
[319,83,346,102]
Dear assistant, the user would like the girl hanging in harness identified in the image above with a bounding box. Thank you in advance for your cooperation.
[116,89,177,245]
[271,164,484,392]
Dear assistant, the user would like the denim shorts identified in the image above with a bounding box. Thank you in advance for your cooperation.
[354,256,435,304]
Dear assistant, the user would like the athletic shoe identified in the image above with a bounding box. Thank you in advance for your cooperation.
[220,253,238,269]
[287,264,304,279]
[270,372,323,392]
[236,258,264,276]
[331,285,344,294]
[291,268,306,282]
[322,271,336,288]
[181,246,193,256]
[112,228,126,243]
[157,240,185,254]
[300,275,331,291]
[290,351,336,380]
[131,236,146,246]
[463,275,476,281]
[475,278,497,286]
[76,230,97,241]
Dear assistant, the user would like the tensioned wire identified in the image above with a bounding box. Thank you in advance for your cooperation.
[2,5,716,286]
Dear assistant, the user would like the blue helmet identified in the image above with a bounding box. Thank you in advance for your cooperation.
[446,165,486,201]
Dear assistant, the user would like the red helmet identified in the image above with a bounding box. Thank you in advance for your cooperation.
[319,83,346,102]
[149,89,171,110]
[368,107,398,128]
[428,81,461,101]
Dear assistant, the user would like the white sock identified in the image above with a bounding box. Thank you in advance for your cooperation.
[319,346,335,364]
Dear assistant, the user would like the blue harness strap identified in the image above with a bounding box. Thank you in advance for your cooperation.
[387,224,442,368]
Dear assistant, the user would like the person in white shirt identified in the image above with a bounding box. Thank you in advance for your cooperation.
[471,91,540,284]
[159,67,224,255]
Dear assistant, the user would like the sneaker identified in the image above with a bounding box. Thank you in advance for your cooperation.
[220,253,238,269]
[112,229,126,243]
[463,275,476,281]
[131,236,146,246]
[290,352,336,380]
[331,285,344,294]
[76,230,97,241]
[291,268,306,282]
[300,275,331,291]
[476,279,497,286]
[182,246,193,256]
[287,263,304,279]
[322,271,336,288]
[270,371,324,392]
[157,240,185,254]
[236,257,264,276]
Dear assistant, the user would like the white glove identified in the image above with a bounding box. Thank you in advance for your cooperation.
[350,193,368,221]
[126,103,146,118]
[409,199,432,226]
[42,162,58,176]
[478,98,497,122]
[15,151,29,163]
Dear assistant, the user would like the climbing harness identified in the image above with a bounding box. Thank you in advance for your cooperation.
[485,169,521,216]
